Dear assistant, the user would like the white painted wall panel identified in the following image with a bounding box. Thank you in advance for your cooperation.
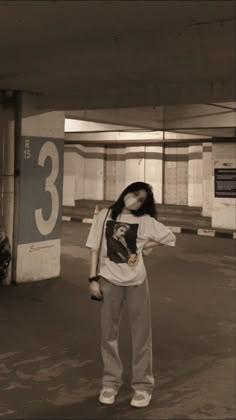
[63,151,76,205]
[125,146,145,186]
[115,148,126,199]
[144,145,163,203]
[212,143,236,230]
[84,146,104,199]
[176,147,188,205]
[74,145,85,200]
[188,145,203,207]
[63,175,75,206]
[164,147,177,204]
[17,239,61,283]
[202,143,213,217]
[164,146,189,205]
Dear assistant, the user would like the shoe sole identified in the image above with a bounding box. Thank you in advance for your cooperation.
[99,398,115,405]
[130,395,152,408]
[99,393,118,405]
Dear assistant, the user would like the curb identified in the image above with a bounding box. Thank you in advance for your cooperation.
[62,217,236,239]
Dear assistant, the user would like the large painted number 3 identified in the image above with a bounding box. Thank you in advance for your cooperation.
[35,142,59,236]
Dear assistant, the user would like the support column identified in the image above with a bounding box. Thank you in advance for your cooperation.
[188,144,203,207]
[15,93,65,283]
[125,145,145,186]
[105,145,125,200]
[63,146,76,206]
[202,143,213,217]
[63,144,86,204]
[84,145,104,200]
[74,145,85,200]
[144,145,163,203]
[0,92,16,285]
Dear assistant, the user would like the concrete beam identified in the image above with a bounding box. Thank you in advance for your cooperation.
[37,78,235,110]
[65,103,236,135]
[65,130,210,144]
[64,119,140,133]
[66,108,164,130]
[169,128,236,139]
[163,104,236,129]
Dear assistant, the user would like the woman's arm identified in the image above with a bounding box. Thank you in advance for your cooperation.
[90,249,99,277]
[142,240,163,256]
[89,250,103,299]
[147,218,176,247]
[85,208,109,300]
[143,240,163,249]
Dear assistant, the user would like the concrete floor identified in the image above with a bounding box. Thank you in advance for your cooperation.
[0,221,235,420]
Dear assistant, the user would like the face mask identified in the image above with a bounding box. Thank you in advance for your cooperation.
[124,193,142,211]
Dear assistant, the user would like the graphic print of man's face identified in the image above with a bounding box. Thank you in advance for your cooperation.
[114,225,128,239]
[106,220,138,264]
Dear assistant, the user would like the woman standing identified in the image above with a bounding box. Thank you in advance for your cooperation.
[86,182,176,408]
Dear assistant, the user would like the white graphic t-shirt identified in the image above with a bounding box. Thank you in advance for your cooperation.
[85,208,176,286]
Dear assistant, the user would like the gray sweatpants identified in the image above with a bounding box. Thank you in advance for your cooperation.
[100,277,155,392]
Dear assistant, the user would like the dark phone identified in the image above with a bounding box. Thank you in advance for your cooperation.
[91,295,103,302]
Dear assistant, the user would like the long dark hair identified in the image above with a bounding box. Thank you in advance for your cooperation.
[110,182,157,220]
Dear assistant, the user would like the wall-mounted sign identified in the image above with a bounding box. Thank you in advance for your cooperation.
[214,168,236,198]
[18,136,64,244]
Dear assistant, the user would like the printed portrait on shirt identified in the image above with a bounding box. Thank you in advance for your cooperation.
[105,221,139,266]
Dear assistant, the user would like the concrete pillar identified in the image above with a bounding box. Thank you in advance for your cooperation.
[15,93,65,283]
[125,146,145,186]
[164,145,189,205]
[105,146,117,201]
[63,145,85,204]
[144,145,163,203]
[212,143,236,230]
[164,146,178,205]
[63,147,76,206]
[84,145,104,200]
[115,146,126,199]
[74,145,85,200]
[105,146,125,200]
[0,96,15,285]
[188,144,203,207]
[176,146,188,205]
[202,143,213,217]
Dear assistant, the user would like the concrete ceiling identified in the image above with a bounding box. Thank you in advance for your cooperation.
[0,1,235,140]
[0,0,235,110]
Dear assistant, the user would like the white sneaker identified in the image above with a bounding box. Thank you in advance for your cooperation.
[130,390,152,408]
[99,387,118,405]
